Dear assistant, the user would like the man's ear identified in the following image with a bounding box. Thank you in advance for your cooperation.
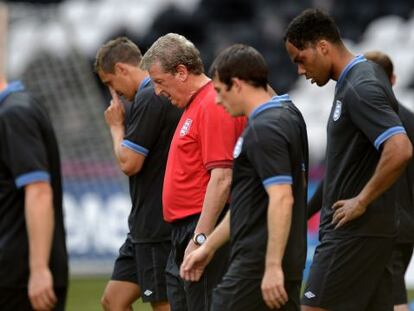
[317,40,330,55]
[231,78,243,92]
[175,64,189,81]
[114,63,128,75]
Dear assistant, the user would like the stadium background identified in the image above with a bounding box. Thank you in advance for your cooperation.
[2,0,414,309]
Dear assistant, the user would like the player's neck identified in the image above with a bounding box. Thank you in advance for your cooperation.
[245,89,272,118]
[331,47,355,81]
[134,68,149,92]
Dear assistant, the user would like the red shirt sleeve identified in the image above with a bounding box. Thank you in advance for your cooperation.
[198,97,246,170]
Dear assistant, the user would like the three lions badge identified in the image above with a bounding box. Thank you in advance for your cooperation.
[333,100,342,121]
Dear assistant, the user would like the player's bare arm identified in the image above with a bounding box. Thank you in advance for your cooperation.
[25,181,57,311]
[261,184,293,310]
[181,211,231,282]
[332,133,412,228]
[184,167,232,256]
[104,87,145,176]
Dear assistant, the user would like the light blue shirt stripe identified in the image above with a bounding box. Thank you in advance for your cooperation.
[249,94,291,121]
[0,81,25,104]
[263,175,293,187]
[15,170,50,188]
[121,139,149,156]
[374,126,406,150]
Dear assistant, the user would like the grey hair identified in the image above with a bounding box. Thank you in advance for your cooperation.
[140,33,204,75]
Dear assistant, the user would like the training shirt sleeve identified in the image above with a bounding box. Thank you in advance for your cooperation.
[246,121,292,189]
[122,89,166,157]
[0,105,50,188]
[347,81,405,150]
[198,100,238,170]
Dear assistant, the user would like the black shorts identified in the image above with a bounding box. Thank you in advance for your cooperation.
[165,213,230,311]
[0,286,67,311]
[392,243,413,305]
[302,236,394,311]
[211,276,300,311]
[111,237,170,303]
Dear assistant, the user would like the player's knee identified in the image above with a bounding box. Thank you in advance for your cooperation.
[100,293,111,311]
[151,301,170,311]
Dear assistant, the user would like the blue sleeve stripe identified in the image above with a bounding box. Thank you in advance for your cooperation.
[374,126,406,150]
[15,170,50,188]
[263,175,293,187]
[121,140,149,156]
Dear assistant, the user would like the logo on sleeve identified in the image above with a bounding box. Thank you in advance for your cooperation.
[233,137,244,158]
[333,100,342,121]
[180,118,193,136]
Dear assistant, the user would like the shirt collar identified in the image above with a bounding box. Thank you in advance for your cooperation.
[138,76,151,92]
[336,54,367,92]
[0,81,25,105]
[249,94,290,121]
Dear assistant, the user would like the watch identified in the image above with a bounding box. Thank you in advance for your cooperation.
[193,233,207,246]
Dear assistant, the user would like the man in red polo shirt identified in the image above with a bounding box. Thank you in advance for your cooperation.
[141,33,246,311]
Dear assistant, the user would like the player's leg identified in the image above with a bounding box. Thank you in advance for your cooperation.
[302,236,394,311]
[101,281,140,311]
[392,243,413,311]
[101,238,140,311]
[136,242,171,311]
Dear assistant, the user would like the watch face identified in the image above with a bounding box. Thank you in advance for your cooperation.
[196,233,206,245]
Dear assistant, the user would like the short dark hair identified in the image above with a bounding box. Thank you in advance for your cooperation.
[209,44,268,90]
[94,37,142,73]
[364,51,394,81]
[284,9,342,50]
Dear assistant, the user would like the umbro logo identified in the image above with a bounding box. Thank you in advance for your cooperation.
[143,289,153,296]
[304,291,316,299]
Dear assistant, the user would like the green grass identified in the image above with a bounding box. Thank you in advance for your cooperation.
[67,277,151,311]
[67,277,414,310]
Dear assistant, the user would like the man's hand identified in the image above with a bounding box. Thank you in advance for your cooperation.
[104,87,125,128]
[180,244,214,282]
[261,264,288,309]
[28,267,57,311]
[332,197,367,229]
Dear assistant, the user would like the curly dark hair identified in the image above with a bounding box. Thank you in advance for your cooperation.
[284,9,342,50]
[209,44,268,90]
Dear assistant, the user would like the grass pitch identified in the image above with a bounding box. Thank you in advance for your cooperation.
[67,277,151,311]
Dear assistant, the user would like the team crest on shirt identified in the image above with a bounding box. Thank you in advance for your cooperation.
[180,118,193,136]
[333,100,342,121]
[233,137,244,158]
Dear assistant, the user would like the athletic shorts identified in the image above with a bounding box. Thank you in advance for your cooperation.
[111,237,170,303]
[392,243,414,305]
[302,236,394,311]
[211,276,300,311]
[0,286,67,311]
[165,213,230,311]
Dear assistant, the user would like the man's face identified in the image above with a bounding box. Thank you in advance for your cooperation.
[285,40,331,87]
[148,61,188,108]
[98,66,136,101]
[212,76,243,117]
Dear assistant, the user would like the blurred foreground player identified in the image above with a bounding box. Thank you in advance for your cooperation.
[0,76,68,310]
[95,37,181,311]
